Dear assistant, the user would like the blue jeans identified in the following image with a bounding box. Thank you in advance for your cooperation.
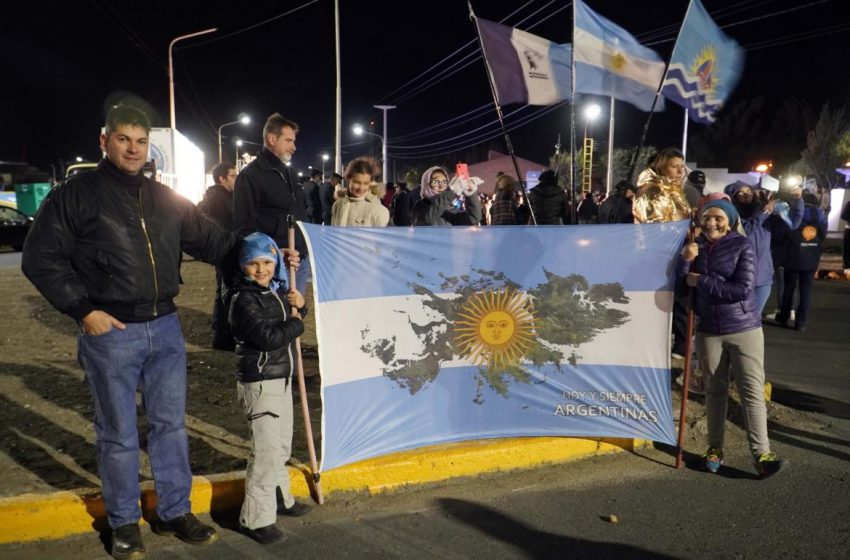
[78,313,192,528]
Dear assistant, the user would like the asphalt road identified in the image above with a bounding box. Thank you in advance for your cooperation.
[764,280,850,423]
[4,435,848,560]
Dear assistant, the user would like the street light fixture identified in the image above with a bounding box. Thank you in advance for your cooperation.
[217,114,250,162]
[352,124,385,180]
[322,153,330,179]
[235,138,243,165]
[168,27,217,129]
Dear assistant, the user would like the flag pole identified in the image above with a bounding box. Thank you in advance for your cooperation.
[468,2,537,225]
[287,216,324,505]
[627,0,694,183]
[681,108,689,159]
[569,0,578,223]
[606,96,615,195]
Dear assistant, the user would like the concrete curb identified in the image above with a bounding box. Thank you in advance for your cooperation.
[0,436,644,544]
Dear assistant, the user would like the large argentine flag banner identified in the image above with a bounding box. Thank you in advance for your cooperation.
[300,222,688,471]
[574,0,666,112]
[475,17,571,106]
[661,0,744,123]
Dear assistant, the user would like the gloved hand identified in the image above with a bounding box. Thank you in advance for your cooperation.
[449,176,483,197]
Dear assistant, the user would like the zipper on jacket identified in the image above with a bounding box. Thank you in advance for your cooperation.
[138,188,160,315]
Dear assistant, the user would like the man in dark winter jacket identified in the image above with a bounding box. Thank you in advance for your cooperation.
[234,113,311,289]
[527,170,570,225]
[22,104,235,558]
[301,168,323,224]
[198,161,238,350]
[598,180,635,224]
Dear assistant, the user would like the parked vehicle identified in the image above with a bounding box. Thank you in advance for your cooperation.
[0,202,33,251]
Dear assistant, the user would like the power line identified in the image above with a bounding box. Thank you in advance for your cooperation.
[182,0,320,49]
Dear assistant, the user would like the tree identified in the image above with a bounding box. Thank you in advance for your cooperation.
[801,103,849,189]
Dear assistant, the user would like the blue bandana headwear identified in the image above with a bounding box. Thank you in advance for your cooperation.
[701,199,740,229]
[239,232,287,289]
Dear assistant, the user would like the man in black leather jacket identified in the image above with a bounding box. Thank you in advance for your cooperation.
[22,104,235,559]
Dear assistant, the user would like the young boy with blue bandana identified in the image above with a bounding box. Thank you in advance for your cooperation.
[229,232,313,544]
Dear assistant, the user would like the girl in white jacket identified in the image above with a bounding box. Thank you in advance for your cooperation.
[331,157,389,227]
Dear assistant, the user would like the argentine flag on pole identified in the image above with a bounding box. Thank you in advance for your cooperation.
[475,16,571,106]
[661,0,744,124]
[574,0,666,112]
[300,222,687,471]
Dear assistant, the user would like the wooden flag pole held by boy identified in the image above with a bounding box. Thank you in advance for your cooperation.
[287,215,324,504]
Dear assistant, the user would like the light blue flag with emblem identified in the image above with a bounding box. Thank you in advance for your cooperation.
[475,16,572,106]
[299,222,688,471]
[662,0,744,123]
[573,0,666,111]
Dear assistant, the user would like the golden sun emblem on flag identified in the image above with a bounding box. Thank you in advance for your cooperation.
[454,288,536,370]
[691,45,718,93]
[608,51,627,73]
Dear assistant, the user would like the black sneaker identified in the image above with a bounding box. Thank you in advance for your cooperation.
[240,523,287,545]
[111,522,145,560]
[152,512,218,545]
[277,500,313,517]
[755,452,787,479]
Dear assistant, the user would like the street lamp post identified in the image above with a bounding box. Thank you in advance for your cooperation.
[373,105,396,182]
[168,28,217,129]
[217,115,250,162]
[321,153,330,179]
[352,124,384,178]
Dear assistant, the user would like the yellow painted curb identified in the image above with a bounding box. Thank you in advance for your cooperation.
[0,436,645,545]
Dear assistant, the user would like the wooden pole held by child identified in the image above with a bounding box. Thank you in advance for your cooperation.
[287,215,325,504]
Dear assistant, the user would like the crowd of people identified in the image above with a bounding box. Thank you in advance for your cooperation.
[21,107,835,559]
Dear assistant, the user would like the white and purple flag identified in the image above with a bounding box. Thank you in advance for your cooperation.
[475,17,571,106]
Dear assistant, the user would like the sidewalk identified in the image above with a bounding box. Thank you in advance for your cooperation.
[0,436,643,544]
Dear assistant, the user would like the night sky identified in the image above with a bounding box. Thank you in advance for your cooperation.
[4,0,848,178]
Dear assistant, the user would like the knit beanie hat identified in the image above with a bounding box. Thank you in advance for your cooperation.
[239,232,287,288]
[700,198,740,229]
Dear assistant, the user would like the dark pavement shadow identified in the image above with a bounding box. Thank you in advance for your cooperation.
[437,498,682,559]
[770,386,850,420]
[767,421,850,462]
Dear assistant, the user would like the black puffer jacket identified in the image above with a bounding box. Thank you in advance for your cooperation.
[228,278,305,383]
[22,159,236,323]
[527,179,570,224]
